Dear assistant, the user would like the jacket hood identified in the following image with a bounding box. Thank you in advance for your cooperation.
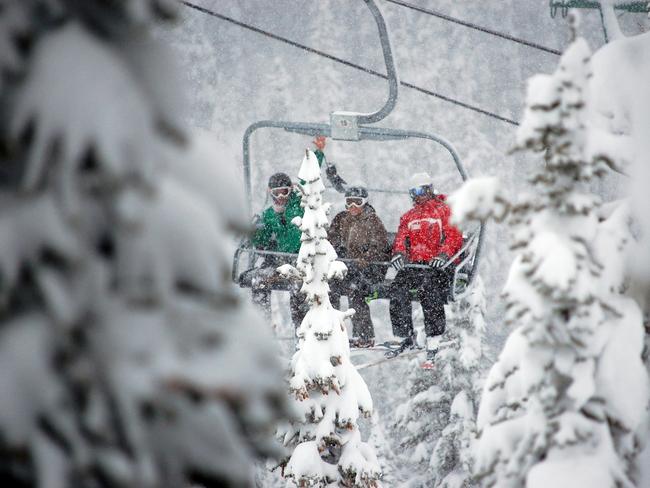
[363,204,377,214]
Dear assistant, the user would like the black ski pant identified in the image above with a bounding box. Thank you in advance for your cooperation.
[389,266,453,339]
[251,257,307,328]
[330,265,385,341]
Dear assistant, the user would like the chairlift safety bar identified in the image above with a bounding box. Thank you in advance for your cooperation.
[232,226,483,296]
[357,0,399,124]
[233,230,476,273]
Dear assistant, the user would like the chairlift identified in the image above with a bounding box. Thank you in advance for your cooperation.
[232,0,485,302]
[549,0,649,42]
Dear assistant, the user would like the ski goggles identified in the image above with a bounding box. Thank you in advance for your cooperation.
[270,186,291,198]
[345,197,366,208]
[409,186,430,198]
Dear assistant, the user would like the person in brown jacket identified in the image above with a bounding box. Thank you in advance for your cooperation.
[328,186,390,347]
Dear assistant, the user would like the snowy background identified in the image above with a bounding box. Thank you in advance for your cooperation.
[160,0,643,331]
[157,1,650,484]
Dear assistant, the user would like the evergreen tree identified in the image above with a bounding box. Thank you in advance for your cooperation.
[450,32,649,488]
[392,279,488,487]
[429,278,488,488]
[277,150,381,487]
[0,2,290,486]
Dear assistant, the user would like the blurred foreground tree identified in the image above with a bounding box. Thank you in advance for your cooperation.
[0,1,290,486]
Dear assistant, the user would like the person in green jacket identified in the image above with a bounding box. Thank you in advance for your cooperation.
[251,172,306,327]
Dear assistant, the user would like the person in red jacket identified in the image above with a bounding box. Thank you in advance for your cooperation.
[388,172,463,368]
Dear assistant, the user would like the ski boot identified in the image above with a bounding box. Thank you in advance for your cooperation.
[421,336,441,370]
[349,337,375,349]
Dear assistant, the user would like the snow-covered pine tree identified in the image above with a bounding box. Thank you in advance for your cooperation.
[277,150,381,487]
[0,2,290,487]
[428,277,488,488]
[392,278,487,488]
[450,30,649,488]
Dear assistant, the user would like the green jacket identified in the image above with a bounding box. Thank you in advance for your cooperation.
[252,191,304,253]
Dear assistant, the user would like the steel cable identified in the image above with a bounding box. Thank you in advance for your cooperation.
[180,1,520,126]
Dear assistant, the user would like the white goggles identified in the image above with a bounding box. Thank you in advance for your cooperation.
[345,197,367,208]
[270,186,291,198]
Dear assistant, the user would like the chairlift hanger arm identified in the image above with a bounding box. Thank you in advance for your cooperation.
[358,0,399,125]
[329,0,400,137]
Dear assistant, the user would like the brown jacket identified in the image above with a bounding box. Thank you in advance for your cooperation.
[328,205,390,263]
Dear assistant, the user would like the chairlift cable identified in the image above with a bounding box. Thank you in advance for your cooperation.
[384,0,562,56]
[400,80,517,125]
[181,1,519,126]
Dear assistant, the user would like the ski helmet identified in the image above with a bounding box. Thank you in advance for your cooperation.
[409,172,434,200]
[268,172,292,189]
[409,172,432,189]
[345,186,368,199]
[345,185,368,208]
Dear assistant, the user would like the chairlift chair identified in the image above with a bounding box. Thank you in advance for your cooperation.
[232,0,485,302]
[549,0,650,42]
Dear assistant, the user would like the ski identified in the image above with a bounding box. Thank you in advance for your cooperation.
[354,349,425,371]
[383,344,423,359]
[349,340,403,354]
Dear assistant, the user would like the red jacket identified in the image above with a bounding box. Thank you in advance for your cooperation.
[392,195,463,263]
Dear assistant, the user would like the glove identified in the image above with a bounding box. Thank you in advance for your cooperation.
[326,163,347,193]
[430,253,449,268]
[390,254,405,271]
[313,135,327,151]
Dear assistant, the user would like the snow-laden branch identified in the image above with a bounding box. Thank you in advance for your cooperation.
[448,177,508,227]
[0,5,291,486]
